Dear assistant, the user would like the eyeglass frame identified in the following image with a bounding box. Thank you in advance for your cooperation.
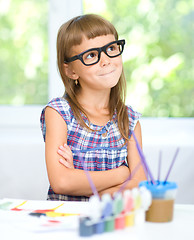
[64,39,125,66]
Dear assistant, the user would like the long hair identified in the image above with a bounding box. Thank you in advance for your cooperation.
[57,14,129,140]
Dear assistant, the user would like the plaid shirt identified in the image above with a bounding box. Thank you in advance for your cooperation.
[40,97,141,201]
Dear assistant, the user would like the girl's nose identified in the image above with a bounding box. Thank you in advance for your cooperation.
[99,52,110,66]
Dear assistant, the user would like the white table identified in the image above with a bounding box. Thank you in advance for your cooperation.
[0,201,194,240]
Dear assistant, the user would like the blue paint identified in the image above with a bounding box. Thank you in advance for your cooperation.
[94,219,104,234]
[79,216,93,237]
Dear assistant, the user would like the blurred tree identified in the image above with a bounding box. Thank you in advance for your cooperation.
[0,0,48,105]
[84,0,194,117]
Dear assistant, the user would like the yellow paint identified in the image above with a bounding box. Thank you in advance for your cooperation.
[46,212,79,217]
[13,200,27,209]
[125,212,134,227]
[51,203,64,210]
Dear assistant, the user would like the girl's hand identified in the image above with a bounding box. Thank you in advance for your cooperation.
[57,144,74,169]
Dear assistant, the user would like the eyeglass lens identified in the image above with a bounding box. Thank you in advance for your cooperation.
[82,41,123,65]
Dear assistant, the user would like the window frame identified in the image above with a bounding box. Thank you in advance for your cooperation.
[0,0,83,128]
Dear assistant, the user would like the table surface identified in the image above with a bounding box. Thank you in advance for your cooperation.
[0,201,194,240]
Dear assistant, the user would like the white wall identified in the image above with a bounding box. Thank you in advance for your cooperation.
[141,118,194,204]
[0,106,48,200]
[0,111,194,204]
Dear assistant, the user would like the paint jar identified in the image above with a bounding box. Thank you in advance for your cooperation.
[139,181,177,222]
[79,216,93,237]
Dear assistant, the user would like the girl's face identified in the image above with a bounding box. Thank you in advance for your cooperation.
[65,34,123,92]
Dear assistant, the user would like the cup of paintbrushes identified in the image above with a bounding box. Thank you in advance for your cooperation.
[139,180,178,222]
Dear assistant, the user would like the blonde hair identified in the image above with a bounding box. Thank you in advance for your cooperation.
[57,14,129,140]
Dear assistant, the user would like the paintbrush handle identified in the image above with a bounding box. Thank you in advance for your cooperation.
[164,148,179,183]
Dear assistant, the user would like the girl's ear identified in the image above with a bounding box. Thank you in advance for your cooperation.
[63,63,79,80]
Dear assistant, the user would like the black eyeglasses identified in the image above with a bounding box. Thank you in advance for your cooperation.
[64,39,125,66]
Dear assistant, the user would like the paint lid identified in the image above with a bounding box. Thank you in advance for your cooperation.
[139,181,177,199]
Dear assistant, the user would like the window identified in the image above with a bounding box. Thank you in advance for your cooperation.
[84,0,194,117]
[0,0,48,105]
[0,0,82,128]
[1,0,193,118]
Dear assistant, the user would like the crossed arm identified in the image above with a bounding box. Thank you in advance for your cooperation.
[44,106,146,197]
[97,123,146,196]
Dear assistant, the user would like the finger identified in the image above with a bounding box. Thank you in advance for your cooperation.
[59,145,66,151]
[57,150,73,162]
[63,143,71,151]
[59,145,73,159]
[59,158,67,167]
[59,144,69,151]
[59,159,72,169]
[63,144,73,156]
[57,149,67,158]
[59,145,71,156]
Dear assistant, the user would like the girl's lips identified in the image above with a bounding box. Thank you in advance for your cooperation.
[99,70,114,76]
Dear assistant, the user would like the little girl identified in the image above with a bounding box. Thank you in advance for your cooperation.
[40,14,146,201]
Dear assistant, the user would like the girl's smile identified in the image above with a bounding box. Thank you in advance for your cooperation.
[98,69,115,76]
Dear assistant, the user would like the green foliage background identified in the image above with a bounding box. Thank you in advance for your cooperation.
[0,0,193,117]
[0,0,48,105]
[84,0,194,117]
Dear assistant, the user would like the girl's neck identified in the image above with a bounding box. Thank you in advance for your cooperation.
[77,88,110,111]
[77,89,111,126]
